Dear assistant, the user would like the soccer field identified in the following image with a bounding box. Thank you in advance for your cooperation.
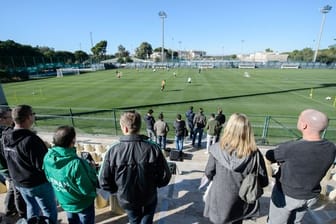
[3,68,336,143]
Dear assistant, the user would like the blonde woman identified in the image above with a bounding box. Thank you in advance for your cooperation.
[203,113,268,224]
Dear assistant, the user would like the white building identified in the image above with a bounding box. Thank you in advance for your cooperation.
[238,51,288,62]
[151,50,207,61]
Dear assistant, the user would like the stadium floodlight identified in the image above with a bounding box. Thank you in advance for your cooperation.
[158,11,167,62]
[313,5,332,62]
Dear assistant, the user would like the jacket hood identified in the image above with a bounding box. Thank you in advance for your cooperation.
[2,128,34,147]
[209,143,252,172]
[44,146,78,169]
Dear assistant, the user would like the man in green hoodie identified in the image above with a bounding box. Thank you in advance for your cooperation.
[43,125,97,224]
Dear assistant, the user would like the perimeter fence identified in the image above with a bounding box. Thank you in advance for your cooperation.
[31,107,336,146]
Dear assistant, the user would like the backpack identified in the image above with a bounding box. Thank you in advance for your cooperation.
[195,115,206,128]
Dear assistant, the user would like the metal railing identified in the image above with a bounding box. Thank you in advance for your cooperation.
[33,109,336,146]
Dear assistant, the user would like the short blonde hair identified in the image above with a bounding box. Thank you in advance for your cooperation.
[220,113,257,158]
[119,110,141,134]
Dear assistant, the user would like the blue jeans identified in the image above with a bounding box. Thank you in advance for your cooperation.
[66,203,95,224]
[17,182,57,224]
[187,123,194,139]
[175,135,184,151]
[156,135,167,149]
[268,183,317,224]
[124,198,157,224]
[192,127,204,147]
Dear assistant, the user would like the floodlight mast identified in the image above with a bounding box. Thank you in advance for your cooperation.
[313,5,332,62]
[159,11,167,62]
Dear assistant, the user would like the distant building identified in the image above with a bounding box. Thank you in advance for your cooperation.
[189,50,206,59]
[179,50,206,60]
[151,50,207,61]
[150,52,163,61]
[238,51,288,62]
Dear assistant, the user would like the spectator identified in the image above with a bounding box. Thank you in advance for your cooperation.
[204,113,268,223]
[99,110,171,224]
[205,113,220,154]
[266,109,336,224]
[185,106,195,139]
[192,108,206,148]
[173,114,187,151]
[215,108,226,142]
[154,113,169,150]
[43,125,97,224]
[2,105,57,223]
[0,107,26,219]
[143,109,156,141]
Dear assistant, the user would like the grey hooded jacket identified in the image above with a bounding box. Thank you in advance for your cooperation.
[203,142,268,223]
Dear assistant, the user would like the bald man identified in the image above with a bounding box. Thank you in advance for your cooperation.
[266,109,336,224]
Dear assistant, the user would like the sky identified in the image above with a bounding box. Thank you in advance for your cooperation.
[1,0,336,56]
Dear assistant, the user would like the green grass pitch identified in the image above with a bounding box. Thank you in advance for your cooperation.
[3,68,336,143]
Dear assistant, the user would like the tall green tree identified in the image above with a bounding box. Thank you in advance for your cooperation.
[153,47,171,60]
[135,42,153,59]
[115,45,132,63]
[288,48,314,62]
[74,50,89,63]
[91,40,107,60]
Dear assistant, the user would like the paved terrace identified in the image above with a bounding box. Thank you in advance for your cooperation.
[1,133,336,224]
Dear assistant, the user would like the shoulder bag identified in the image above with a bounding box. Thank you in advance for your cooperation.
[239,151,263,204]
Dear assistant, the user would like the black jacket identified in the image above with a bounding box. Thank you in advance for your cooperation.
[174,120,186,137]
[0,126,10,177]
[144,114,155,130]
[99,134,171,209]
[2,128,49,188]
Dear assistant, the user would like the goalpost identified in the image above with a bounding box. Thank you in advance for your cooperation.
[198,64,214,69]
[280,63,300,69]
[238,63,256,69]
[56,68,80,77]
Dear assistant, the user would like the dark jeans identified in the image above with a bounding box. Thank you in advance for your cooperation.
[124,198,157,224]
[187,123,194,139]
[192,127,204,147]
[66,203,95,224]
[156,135,167,150]
[5,178,26,218]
